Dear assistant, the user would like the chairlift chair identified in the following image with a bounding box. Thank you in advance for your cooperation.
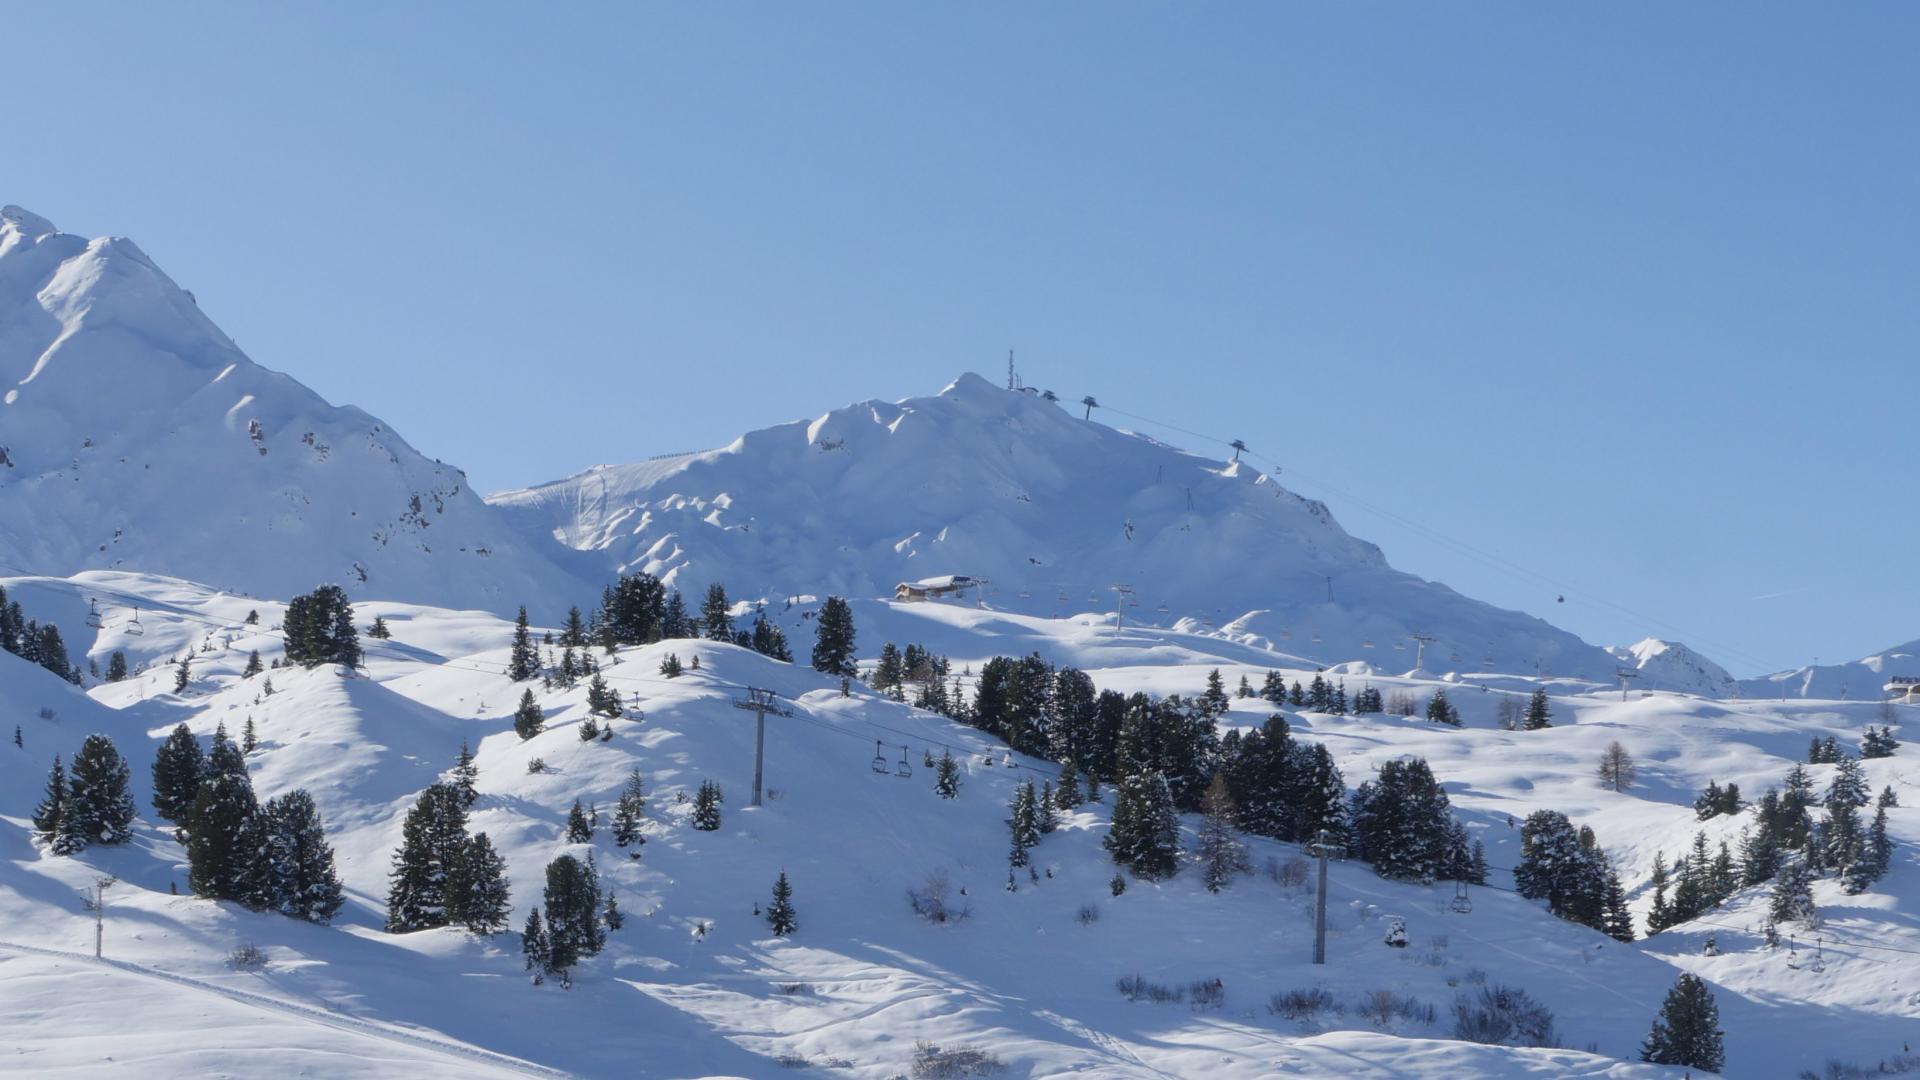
[1311,632,1322,644]
[1394,641,1407,651]
[1003,753,1017,769]
[1362,639,1375,649]
[871,740,889,774]
[1018,590,1032,599]
[85,598,103,629]
[1451,881,1473,914]
[895,745,912,779]
[125,607,145,636]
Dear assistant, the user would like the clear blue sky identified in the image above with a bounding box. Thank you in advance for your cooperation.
[7,3,1917,674]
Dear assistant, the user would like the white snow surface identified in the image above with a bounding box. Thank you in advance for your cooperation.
[3,569,1917,1078]
[0,207,587,615]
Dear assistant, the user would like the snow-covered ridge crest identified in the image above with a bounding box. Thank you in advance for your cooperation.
[491,371,1625,681]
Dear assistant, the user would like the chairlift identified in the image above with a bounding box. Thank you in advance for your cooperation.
[871,740,889,774]
[1450,652,1463,663]
[1156,603,1170,614]
[125,607,145,636]
[1003,753,1017,769]
[1311,632,1322,644]
[1451,881,1473,914]
[1393,641,1407,652]
[1057,591,1069,603]
[1280,629,1292,640]
[1362,639,1375,649]
[1018,590,1032,599]
[85,598,103,629]
[895,745,912,779]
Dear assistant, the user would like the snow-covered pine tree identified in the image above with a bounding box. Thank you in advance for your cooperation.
[1201,669,1230,718]
[1826,756,1869,811]
[810,596,857,677]
[692,780,724,831]
[58,734,136,853]
[106,650,128,682]
[658,653,682,678]
[151,724,206,824]
[1350,756,1451,882]
[1522,689,1552,730]
[612,769,647,850]
[243,650,263,678]
[1261,670,1286,704]
[603,890,624,930]
[368,615,392,639]
[542,854,604,983]
[934,749,962,799]
[260,789,345,924]
[508,606,539,681]
[559,606,587,649]
[749,608,791,661]
[1104,770,1179,880]
[522,908,552,985]
[1843,802,1892,894]
[451,741,479,808]
[1640,973,1724,1072]
[1861,725,1899,759]
[1007,782,1039,867]
[447,832,511,934]
[32,755,65,846]
[173,653,192,693]
[283,584,361,668]
[586,674,621,719]
[242,716,258,755]
[660,590,691,639]
[1768,858,1818,928]
[1196,773,1249,893]
[1426,690,1460,726]
[1237,674,1253,699]
[566,799,593,843]
[186,771,262,901]
[384,782,470,932]
[513,689,544,740]
[766,870,797,936]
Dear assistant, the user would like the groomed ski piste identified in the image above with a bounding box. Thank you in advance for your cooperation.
[3,570,1916,1078]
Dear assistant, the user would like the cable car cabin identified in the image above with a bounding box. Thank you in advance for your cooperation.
[1886,676,1920,704]
[895,575,978,602]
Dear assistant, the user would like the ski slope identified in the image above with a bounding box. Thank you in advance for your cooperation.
[3,571,1916,1077]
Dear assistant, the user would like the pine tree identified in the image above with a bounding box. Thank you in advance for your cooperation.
[1768,858,1818,928]
[692,780,723,831]
[1640,973,1724,1072]
[448,741,478,808]
[1602,869,1635,942]
[260,789,345,924]
[1843,802,1892,894]
[1237,674,1253,699]
[522,908,552,985]
[749,608,791,661]
[658,653,682,677]
[59,734,136,852]
[586,674,620,718]
[612,770,647,850]
[1826,756,1869,811]
[174,653,192,693]
[810,597,857,677]
[766,870,797,936]
[1289,680,1305,706]
[1861,725,1899,759]
[243,650,263,678]
[661,590,691,639]
[513,689,544,740]
[934,749,961,799]
[206,722,248,784]
[106,650,128,682]
[1261,670,1286,704]
[542,854,604,983]
[242,716,258,755]
[1522,689,1552,730]
[508,607,539,681]
[447,832,512,934]
[1596,741,1636,792]
[699,583,733,641]
[1351,757,1452,882]
[385,783,470,932]
[1426,690,1460,726]
[1201,669,1230,718]
[283,584,361,668]
[368,615,392,639]
[1055,760,1082,808]
[560,606,588,648]
[151,724,207,823]
[1196,774,1250,893]
[186,773,263,901]
[1007,782,1040,867]
[603,890,624,930]
[1104,770,1179,880]
[32,755,66,846]
[566,799,594,843]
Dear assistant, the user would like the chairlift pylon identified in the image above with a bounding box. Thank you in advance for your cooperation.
[86,598,104,629]
[871,740,889,775]
[895,745,912,779]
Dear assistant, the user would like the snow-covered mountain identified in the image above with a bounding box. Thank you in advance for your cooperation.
[1607,638,1736,698]
[491,374,1630,682]
[0,205,587,616]
[1739,637,1920,702]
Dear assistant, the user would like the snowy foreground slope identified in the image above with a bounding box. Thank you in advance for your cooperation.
[5,571,1918,1078]
[489,374,1630,684]
[0,206,586,614]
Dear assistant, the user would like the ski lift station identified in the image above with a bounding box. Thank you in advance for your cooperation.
[895,575,978,602]
[1885,675,1920,704]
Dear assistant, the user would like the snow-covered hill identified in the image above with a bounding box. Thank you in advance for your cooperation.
[1741,638,1920,702]
[1607,639,1736,698]
[490,374,1630,683]
[0,205,588,616]
[5,570,1918,1078]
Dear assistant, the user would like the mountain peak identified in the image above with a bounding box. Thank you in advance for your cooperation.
[0,204,58,240]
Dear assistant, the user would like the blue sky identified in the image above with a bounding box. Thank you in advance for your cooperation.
[6,3,1917,674]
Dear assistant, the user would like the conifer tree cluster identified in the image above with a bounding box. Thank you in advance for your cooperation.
[1860,725,1900,759]
[1425,690,1462,726]
[35,735,137,855]
[1216,715,1349,846]
[524,853,606,987]
[0,585,85,684]
[1513,810,1632,939]
[283,584,362,668]
[153,724,346,922]
[385,780,510,935]
[1350,757,1467,883]
[611,769,647,852]
[1104,770,1179,880]
[1006,780,1043,869]
[1692,780,1743,820]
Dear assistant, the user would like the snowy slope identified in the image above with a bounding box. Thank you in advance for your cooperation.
[1607,639,1736,698]
[5,571,1919,1077]
[490,374,1629,683]
[0,205,589,616]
